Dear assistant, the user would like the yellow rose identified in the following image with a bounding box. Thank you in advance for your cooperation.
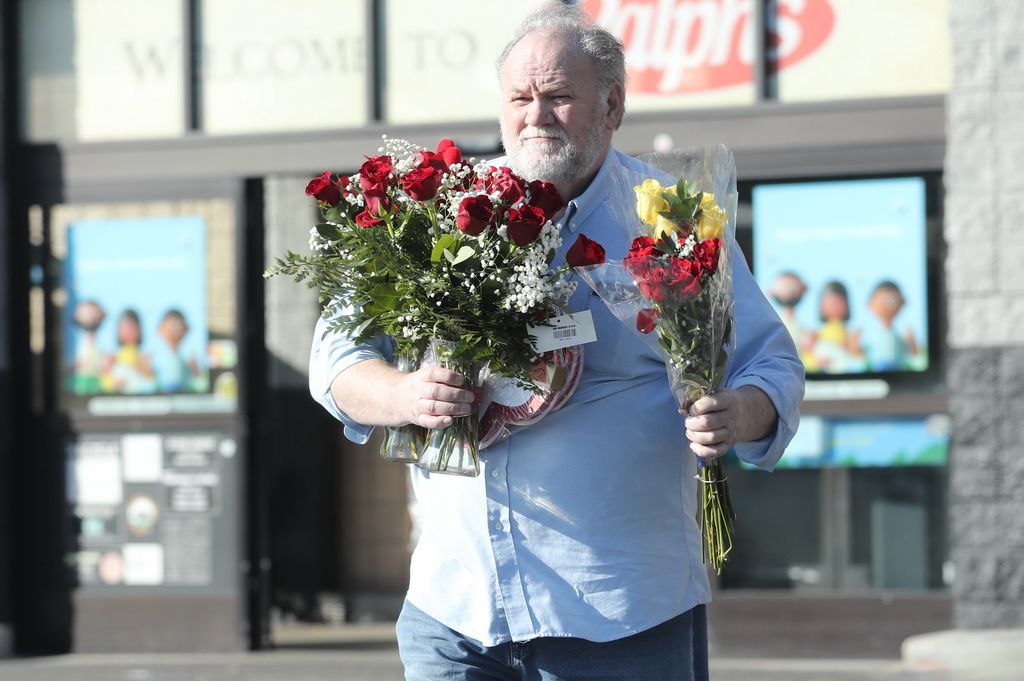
[634,179,672,227]
[653,215,678,242]
[697,193,727,241]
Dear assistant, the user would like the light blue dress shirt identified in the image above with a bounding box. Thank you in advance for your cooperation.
[309,148,804,646]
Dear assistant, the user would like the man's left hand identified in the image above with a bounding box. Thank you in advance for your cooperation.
[682,386,778,461]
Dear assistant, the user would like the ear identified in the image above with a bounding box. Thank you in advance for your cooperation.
[604,82,625,130]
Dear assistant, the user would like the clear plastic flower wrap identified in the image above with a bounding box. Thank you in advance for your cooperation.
[572,144,738,572]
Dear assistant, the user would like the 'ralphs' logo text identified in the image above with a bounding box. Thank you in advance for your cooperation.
[581,0,835,94]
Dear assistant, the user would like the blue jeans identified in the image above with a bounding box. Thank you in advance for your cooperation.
[396,600,709,681]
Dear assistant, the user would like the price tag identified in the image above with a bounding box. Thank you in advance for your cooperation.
[527,310,597,353]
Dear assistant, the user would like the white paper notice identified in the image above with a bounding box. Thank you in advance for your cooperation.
[121,433,163,482]
[123,543,165,585]
[527,311,598,353]
[72,442,122,505]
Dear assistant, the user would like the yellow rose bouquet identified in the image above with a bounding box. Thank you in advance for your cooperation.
[573,145,738,572]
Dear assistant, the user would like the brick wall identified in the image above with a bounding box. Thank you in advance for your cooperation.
[946,0,1024,628]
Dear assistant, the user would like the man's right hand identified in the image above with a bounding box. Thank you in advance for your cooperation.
[328,358,475,430]
[399,365,476,429]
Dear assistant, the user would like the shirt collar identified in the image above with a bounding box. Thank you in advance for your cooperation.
[561,147,620,235]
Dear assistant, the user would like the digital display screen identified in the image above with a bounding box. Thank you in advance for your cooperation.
[59,216,238,415]
[753,177,929,375]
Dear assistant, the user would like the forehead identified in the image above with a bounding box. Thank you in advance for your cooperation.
[501,30,596,89]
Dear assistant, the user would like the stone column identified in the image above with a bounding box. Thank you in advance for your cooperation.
[945,0,1024,628]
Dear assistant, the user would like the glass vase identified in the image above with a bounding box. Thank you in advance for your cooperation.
[379,349,426,464]
[416,338,487,477]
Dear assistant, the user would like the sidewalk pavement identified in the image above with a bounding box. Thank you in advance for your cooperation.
[0,624,1017,681]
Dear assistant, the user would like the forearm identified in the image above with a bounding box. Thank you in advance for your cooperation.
[732,385,778,443]
[329,359,411,427]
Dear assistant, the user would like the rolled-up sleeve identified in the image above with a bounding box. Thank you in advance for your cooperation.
[308,312,394,444]
[725,244,805,470]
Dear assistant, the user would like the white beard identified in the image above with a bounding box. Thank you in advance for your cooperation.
[500,111,607,187]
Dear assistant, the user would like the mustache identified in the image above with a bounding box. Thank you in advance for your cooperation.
[518,126,567,142]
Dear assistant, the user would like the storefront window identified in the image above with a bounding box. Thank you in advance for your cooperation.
[721,460,949,592]
[20,0,187,142]
[20,0,369,142]
[848,466,948,590]
[383,1,548,125]
[199,0,368,135]
[719,466,824,590]
[721,172,949,593]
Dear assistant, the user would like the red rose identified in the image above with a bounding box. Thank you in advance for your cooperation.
[359,155,393,191]
[507,204,546,246]
[565,233,605,267]
[364,190,391,219]
[636,308,660,334]
[305,170,341,205]
[355,210,383,227]
[667,257,702,300]
[401,165,442,201]
[528,180,563,219]
[457,195,494,236]
[637,266,670,303]
[483,166,527,205]
[418,150,446,174]
[624,236,659,277]
[436,138,463,168]
[694,238,722,274]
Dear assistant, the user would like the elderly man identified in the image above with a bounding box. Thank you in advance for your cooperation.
[309,4,803,680]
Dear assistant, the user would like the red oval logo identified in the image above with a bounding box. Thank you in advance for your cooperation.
[581,0,835,95]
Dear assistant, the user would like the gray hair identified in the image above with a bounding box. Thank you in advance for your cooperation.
[496,3,627,128]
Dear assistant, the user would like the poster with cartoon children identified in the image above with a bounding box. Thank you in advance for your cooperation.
[753,177,929,375]
[62,216,209,395]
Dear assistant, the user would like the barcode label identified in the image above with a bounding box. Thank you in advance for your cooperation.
[527,311,597,353]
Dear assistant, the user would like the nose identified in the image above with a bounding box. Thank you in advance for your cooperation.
[524,96,553,128]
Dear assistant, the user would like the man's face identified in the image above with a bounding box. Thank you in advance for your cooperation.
[499,30,617,190]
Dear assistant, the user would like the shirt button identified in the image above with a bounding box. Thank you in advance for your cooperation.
[494,521,504,532]
[491,469,500,478]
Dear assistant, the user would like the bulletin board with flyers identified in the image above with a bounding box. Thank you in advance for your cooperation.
[67,429,240,591]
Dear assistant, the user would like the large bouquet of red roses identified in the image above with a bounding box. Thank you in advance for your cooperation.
[267,137,582,477]
[573,145,738,572]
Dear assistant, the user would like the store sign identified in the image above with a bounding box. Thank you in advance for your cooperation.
[582,0,834,94]
[583,0,948,106]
